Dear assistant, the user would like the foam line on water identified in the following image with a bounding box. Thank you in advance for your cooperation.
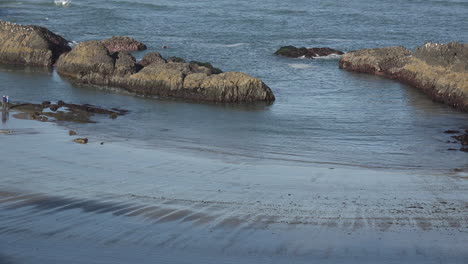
[287,63,313,69]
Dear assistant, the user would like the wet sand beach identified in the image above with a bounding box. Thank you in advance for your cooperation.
[0,116,467,263]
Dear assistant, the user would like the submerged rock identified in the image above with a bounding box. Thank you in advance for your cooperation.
[274,46,344,58]
[0,20,71,66]
[10,101,127,123]
[57,41,275,103]
[101,36,147,53]
[339,42,468,112]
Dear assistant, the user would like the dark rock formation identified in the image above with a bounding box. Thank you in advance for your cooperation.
[57,41,275,103]
[452,134,468,145]
[0,20,71,66]
[444,130,460,134]
[339,42,468,112]
[10,101,127,123]
[101,36,147,53]
[274,46,344,58]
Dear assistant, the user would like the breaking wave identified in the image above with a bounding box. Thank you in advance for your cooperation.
[54,0,71,6]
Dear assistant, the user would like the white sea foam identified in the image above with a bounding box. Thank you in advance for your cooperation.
[313,53,344,60]
[54,0,71,6]
[68,40,79,47]
[223,43,247,48]
[288,63,313,69]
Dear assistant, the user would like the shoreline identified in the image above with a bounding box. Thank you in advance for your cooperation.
[1,115,467,263]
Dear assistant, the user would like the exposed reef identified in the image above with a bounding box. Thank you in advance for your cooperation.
[274,46,344,58]
[0,20,274,103]
[0,20,71,66]
[339,42,468,111]
[57,41,275,103]
[9,100,127,123]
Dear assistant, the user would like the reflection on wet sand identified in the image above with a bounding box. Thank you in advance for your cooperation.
[1,109,8,124]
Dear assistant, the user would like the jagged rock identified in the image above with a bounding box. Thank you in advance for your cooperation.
[274,46,344,58]
[339,43,468,111]
[57,41,275,103]
[101,36,147,53]
[0,20,71,66]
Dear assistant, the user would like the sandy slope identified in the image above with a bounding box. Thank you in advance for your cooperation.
[0,116,467,263]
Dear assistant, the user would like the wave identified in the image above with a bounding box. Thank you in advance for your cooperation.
[222,43,247,48]
[313,54,344,60]
[54,0,71,6]
[287,63,313,69]
[107,0,170,10]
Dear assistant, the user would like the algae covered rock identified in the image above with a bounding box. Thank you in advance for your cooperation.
[413,42,468,72]
[339,46,411,75]
[56,40,116,84]
[339,42,468,112]
[57,40,275,103]
[0,20,71,66]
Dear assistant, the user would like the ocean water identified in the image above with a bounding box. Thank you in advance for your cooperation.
[1,0,468,171]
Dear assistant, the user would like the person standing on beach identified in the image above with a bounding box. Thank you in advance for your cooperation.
[5,96,9,110]
[1,96,6,109]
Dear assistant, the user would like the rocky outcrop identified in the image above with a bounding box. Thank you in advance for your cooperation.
[0,20,71,66]
[274,46,344,58]
[339,42,468,112]
[57,41,275,103]
[101,36,147,53]
[10,100,127,123]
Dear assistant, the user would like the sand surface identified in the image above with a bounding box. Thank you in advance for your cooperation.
[0,116,467,263]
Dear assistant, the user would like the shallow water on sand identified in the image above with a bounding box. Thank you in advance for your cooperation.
[1,0,468,171]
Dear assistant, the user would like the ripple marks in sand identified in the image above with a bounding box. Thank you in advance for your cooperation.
[0,190,467,237]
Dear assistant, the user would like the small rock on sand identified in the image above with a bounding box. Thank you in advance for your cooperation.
[73,138,88,144]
